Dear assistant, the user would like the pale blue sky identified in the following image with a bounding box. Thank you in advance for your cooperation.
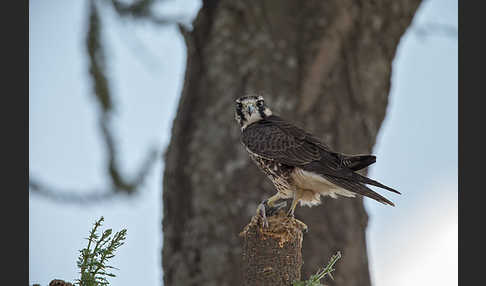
[29,0,457,285]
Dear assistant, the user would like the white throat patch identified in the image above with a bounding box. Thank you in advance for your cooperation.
[241,109,272,130]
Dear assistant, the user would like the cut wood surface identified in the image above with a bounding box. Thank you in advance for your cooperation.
[240,211,307,285]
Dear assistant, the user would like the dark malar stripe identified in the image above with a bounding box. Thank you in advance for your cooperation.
[258,105,266,118]
[237,106,246,125]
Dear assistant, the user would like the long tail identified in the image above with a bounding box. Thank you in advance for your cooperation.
[352,173,401,194]
[324,175,396,206]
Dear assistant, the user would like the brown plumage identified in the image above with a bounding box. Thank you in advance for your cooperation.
[235,95,400,221]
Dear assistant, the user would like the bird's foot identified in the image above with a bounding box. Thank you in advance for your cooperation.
[286,206,297,218]
[294,218,308,233]
[285,209,308,233]
[256,199,287,228]
[256,201,269,228]
[267,201,287,216]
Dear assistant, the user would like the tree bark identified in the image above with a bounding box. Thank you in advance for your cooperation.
[162,1,422,285]
[240,212,306,286]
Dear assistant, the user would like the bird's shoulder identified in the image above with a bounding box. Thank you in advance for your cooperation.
[242,115,305,143]
[241,115,338,166]
[265,115,332,151]
[241,116,298,149]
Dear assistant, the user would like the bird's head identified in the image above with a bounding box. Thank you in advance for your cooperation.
[234,95,273,130]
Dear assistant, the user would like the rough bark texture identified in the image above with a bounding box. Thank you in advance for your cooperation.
[48,280,73,286]
[240,212,306,285]
[162,1,422,285]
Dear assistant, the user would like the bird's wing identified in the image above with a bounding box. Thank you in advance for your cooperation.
[242,115,399,197]
[265,116,353,171]
[265,115,333,152]
[241,118,322,166]
[242,115,348,172]
[265,116,380,172]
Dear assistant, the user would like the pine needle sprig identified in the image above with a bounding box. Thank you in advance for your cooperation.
[292,251,342,286]
[75,216,127,286]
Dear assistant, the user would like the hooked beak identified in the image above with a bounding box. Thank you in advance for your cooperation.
[247,105,255,115]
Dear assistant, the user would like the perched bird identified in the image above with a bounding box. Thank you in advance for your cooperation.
[234,95,400,226]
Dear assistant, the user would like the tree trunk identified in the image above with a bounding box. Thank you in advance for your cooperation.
[162,1,422,285]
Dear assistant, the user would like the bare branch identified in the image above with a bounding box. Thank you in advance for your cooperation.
[100,115,160,194]
[107,0,188,25]
[412,22,458,39]
[29,142,159,203]
[29,0,161,203]
[29,177,118,204]
[87,0,112,112]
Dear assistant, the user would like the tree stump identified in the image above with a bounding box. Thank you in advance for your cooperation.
[48,279,73,286]
[240,211,307,285]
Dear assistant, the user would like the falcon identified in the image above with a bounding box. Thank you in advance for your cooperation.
[234,95,400,227]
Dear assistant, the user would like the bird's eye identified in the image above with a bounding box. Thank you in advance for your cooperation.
[236,102,243,110]
[256,100,264,107]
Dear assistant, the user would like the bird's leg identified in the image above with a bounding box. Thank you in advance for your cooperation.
[287,191,300,217]
[256,193,287,228]
[265,200,288,217]
[266,194,287,214]
[286,190,308,232]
